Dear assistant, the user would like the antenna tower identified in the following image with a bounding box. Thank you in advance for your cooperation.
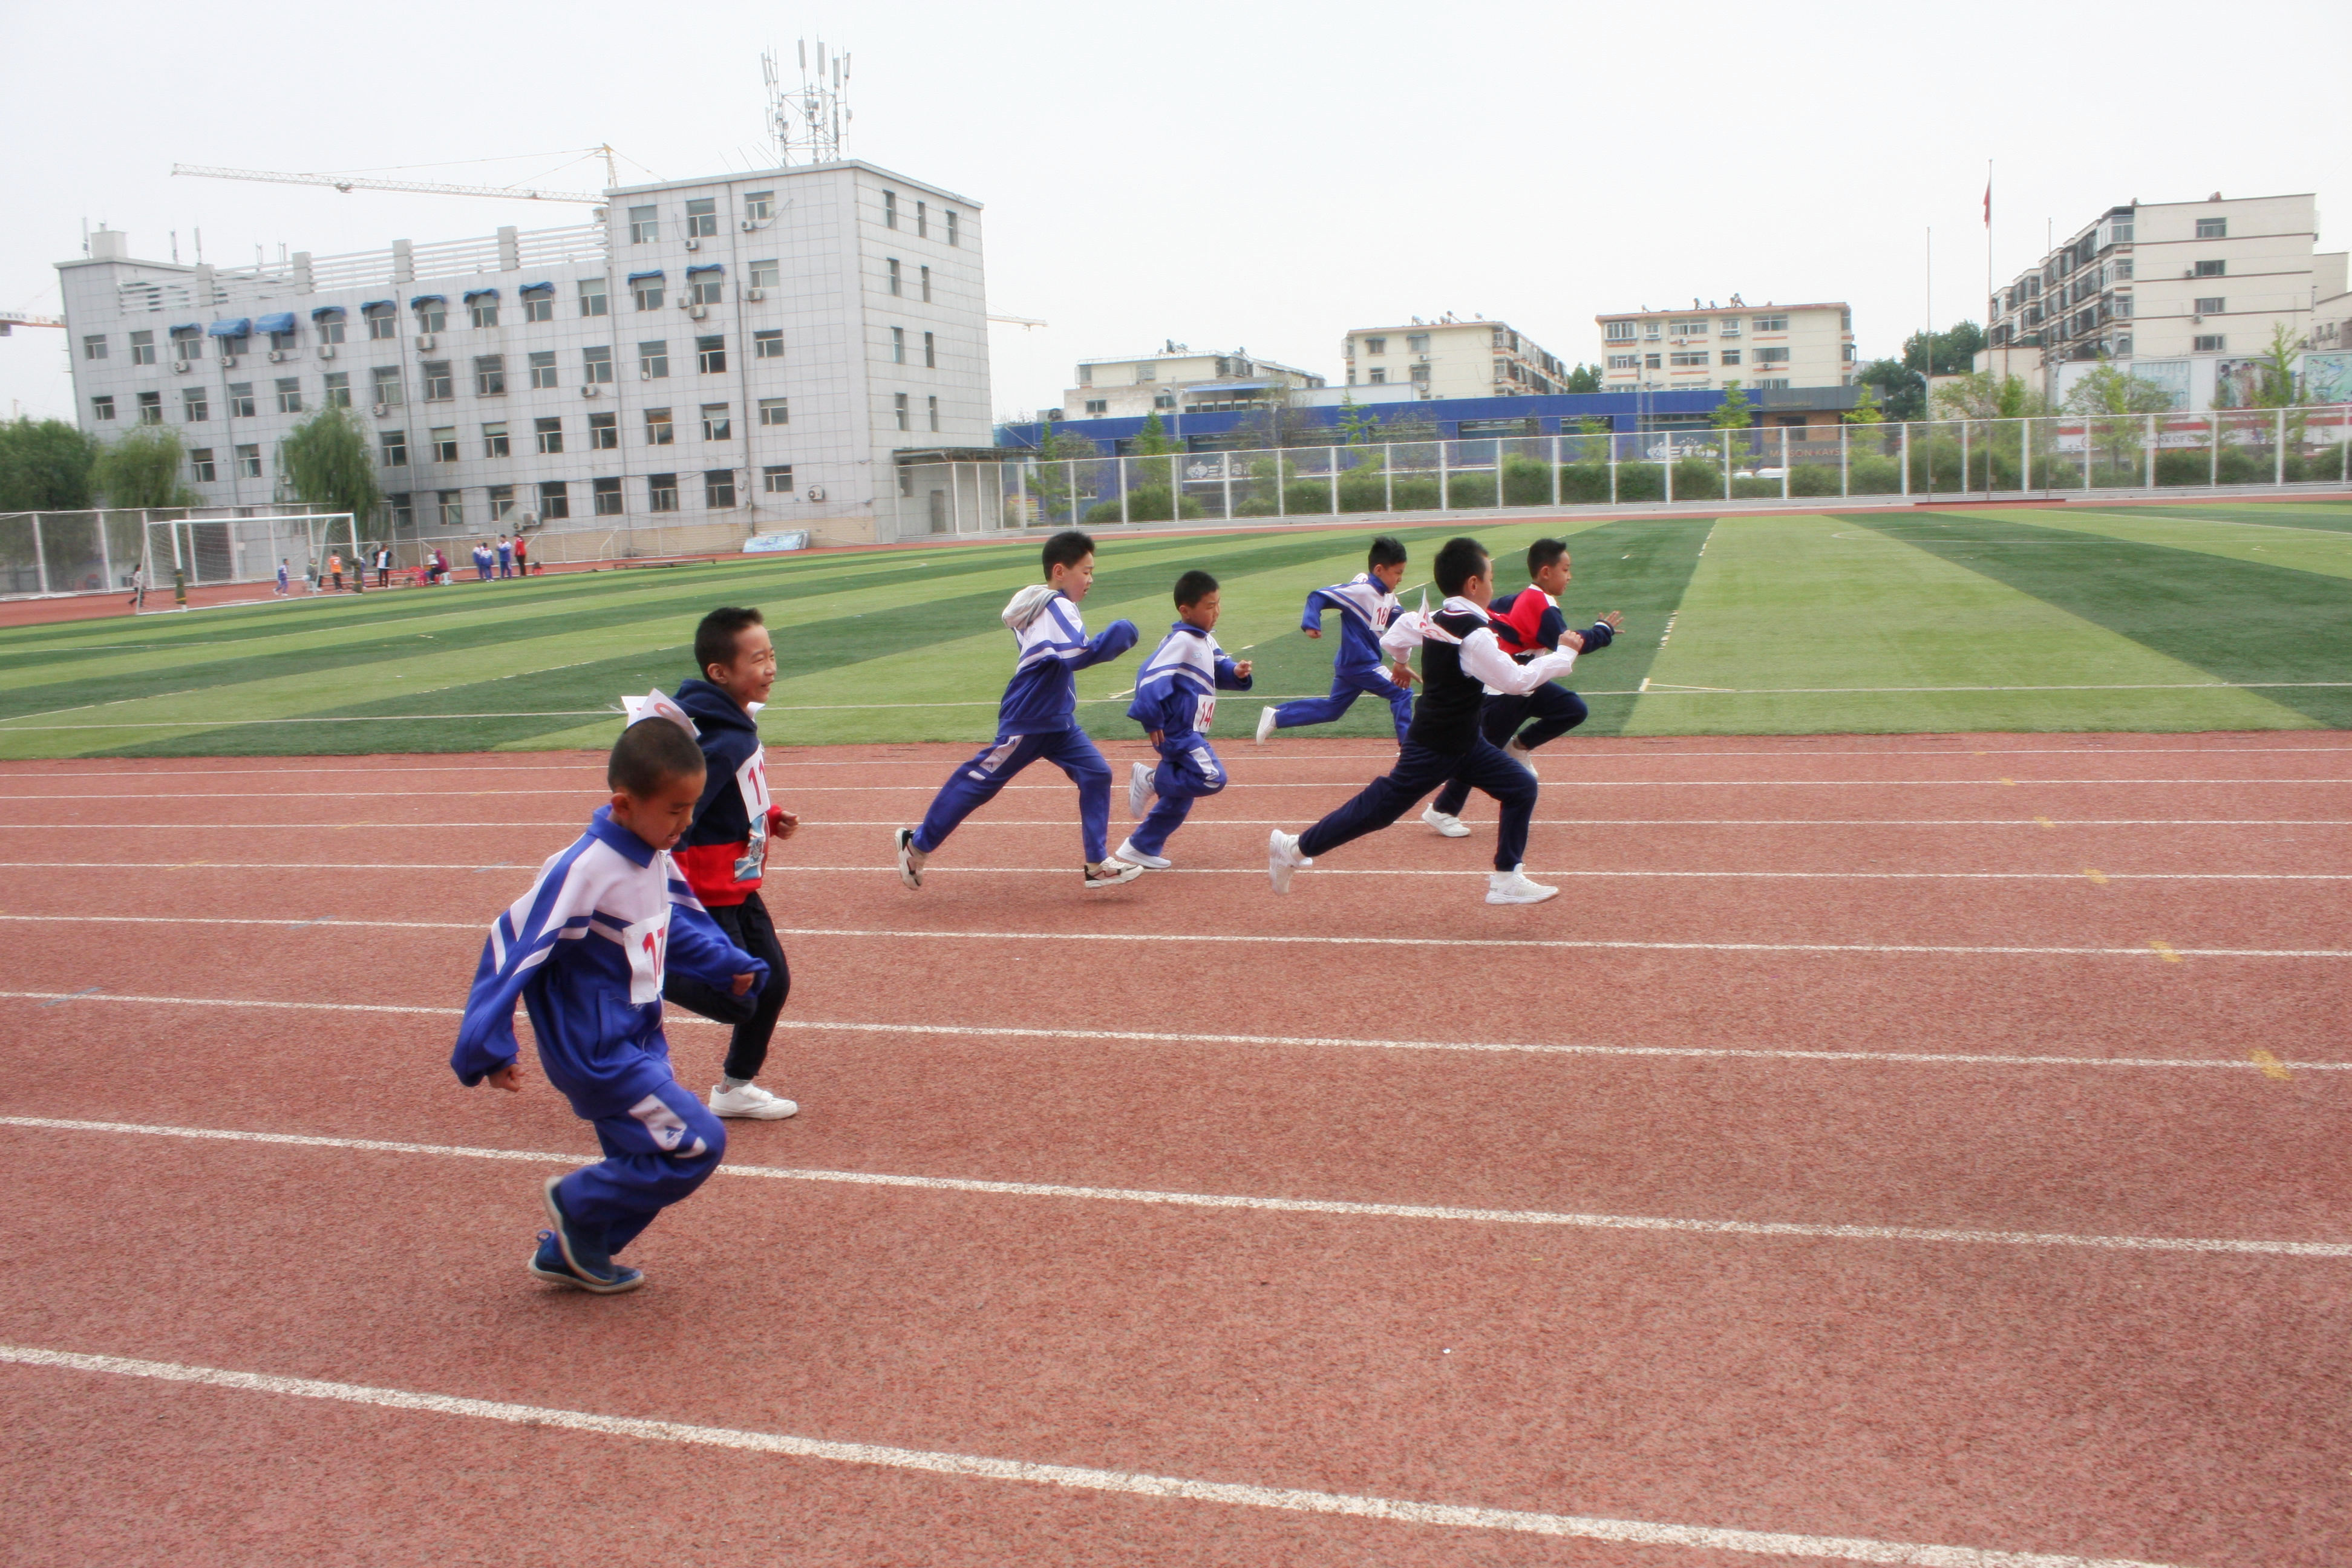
[763,39,851,165]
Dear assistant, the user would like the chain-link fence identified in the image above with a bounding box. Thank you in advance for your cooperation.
[0,507,355,598]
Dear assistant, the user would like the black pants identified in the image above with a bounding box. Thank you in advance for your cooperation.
[1429,685,1589,818]
[662,890,791,1082]
[1298,738,1538,873]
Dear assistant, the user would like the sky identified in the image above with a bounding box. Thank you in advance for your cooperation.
[5,0,2347,426]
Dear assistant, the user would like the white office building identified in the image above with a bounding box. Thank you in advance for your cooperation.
[1065,344,1324,420]
[57,160,990,549]
[1342,318,1570,397]
[1597,300,1855,394]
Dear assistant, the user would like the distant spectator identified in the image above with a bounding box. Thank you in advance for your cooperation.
[375,544,392,589]
[474,542,494,583]
[514,533,531,577]
[497,535,515,580]
[127,563,148,612]
[275,559,289,598]
[328,552,344,593]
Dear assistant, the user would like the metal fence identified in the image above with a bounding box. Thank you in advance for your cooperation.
[0,507,351,598]
[895,403,2352,538]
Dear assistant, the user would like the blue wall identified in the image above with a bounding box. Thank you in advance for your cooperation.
[996,389,1748,451]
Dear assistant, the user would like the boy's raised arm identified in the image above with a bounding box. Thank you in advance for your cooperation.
[1072,616,1139,669]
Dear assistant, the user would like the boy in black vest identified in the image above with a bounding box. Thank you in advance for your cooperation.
[1269,537,1579,906]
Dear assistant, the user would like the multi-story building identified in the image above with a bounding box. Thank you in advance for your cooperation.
[1596,300,1855,394]
[1983,192,2347,410]
[1342,318,1569,398]
[57,160,989,548]
[1064,344,1322,420]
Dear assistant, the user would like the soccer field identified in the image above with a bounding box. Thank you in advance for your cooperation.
[2,497,2348,759]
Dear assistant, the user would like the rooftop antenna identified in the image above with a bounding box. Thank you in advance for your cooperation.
[765,38,851,165]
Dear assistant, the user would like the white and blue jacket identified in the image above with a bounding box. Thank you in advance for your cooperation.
[994,584,1139,736]
[450,806,767,1119]
[1126,621,1253,749]
[1301,573,1401,679]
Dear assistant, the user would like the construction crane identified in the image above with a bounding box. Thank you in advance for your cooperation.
[171,157,612,205]
[988,313,1048,330]
[0,312,65,337]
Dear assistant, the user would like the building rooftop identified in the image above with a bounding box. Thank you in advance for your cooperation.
[1596,301,1849,321]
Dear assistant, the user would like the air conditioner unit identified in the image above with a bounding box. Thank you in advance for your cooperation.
[641,369,653,380]
[2192,314,2203,324]
[684,237,701,251]
[417,333,436,350]
[581,384,601,397]
[745,288,765,301]
[371,402,391,417]
[317,344,336,360]
[688,304,708,321]
[218,354,237,367]
[172,359,191,374]
[805,485,825,502]
[267,350,287,362]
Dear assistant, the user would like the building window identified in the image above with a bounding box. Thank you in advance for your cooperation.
[704,469,736,508]
[483,422,510,458]
[1368,368,1387,384]
[1754,377,1791,390]
[228,384,255,419]
[750,259,779,290]
[132,390,161,425]
[1842,343,1858,361]
[1720,350,1741,366]
[762,463,794,494]
[639,341,669,379]
[696,335,726,374]
[685,197,717,237]
[416,300,446,333]
[592,476,623,515]
[380,430,408,466]
[583,345,613,384]
[745,190,773,221]
[190,448,216,482]
[629,204,658,243]
[690,273,723,305]
[892,326,906,364]
[430,427,458,462]
[236,443,263,478]
[588,411,618,449]
[365,304,397,339]
[82,335,106,361]
[645,408,675,445]
[1078,364,1093,384]
[2112,335,2134,358]
[895,392,910,430]
[1719,319,1741,338]
[523,292,554,324]
[528,350,558,390]
[469,296,498,328]
[1400,332,1425,353]
[538,479,570,519]
[2195,259,2226,278]
[183,387,209,422]
[270,327,297,353]
[2193,334,2226,353]
[920,264,932,302]
[1753,315,1788,333]
[1604,322,1636,342]
[1154,393,1174,409]
[486,484,515,523]
[759,396,789,426]
[172,328,204,361]
[474,355,506,396]
[422,361,453,400]
[579,278,609,317]
[2195,296,2225,315]
[90,394,116,420]
[923,331,936,368]
[1606,354,1638,371]
[701,402,731,440]
[386,494,413,530]
[1410,364,1430,384]
[1083,399,1106,414]
[888,258,902,296]
[633,276,665,312]
[916,200,927,238]
[128,330,155,365]
[1670,319,1708,336]
[1644,353,1661,370]
[946,209,959,247]
[2197,217,2227,240]
[883,189,898,228]
[323,372,351,408]
[1754,347,1791,364]
[753,329,783,360]
[276,378,304,414]
[647,472,679,512]
[927,394,939,432]
[1669,351,1708,368]
[1364,335,1387,354]
[438,490,463,528]
[535,416,563,454]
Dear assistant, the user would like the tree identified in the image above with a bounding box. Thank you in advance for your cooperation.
[1563,363,1604,394]
[2248,322,2307,408]
[93,425,199,508]
[1710,381,1754,431]
[1854,359,1924,422]
[278,405,382,525]
[1843,385,1886,425]
[1334,394,1383,446]
[0,416,99,511]
[1931,371,2047,421]
[2061,364,2175,416]
[1132,408,1181,456]
[1901,320,1987,377]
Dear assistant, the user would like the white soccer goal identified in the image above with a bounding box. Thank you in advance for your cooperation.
[137,512,361,606]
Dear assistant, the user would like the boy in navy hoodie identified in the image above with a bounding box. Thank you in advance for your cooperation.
[1116,569,1253,869]
[664,607,801,1121]
[897,530,1145,890]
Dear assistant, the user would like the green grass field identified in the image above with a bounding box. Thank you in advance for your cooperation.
[3,498,2348,759]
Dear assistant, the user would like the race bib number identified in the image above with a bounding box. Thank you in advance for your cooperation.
[622,911,670,1004]
[733,748,773,884]
[1193,694,1217,734]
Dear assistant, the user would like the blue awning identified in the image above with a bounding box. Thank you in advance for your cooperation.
[360,299,396,313]
[685,263,723,275]
[463,288,498,302]
[626,270,664,283]
[409,294,445,308]
[309,305,345,319]
[170,322,203,335]
[255,312,296,334]
[207,318,252,338]
[518,281,554,296]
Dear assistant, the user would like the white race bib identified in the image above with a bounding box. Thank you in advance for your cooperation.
[732,746,773,883]
[621,911,670,1004]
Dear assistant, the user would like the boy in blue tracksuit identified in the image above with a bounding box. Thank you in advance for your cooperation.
[1253,535,1414,745]
[896,529,1146,891]
[1116,570,1253,870]
[451,707,767,1295]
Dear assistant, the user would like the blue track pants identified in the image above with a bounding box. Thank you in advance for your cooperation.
[556,1077,728,1257]
[913,727,1113,864]
[1129,740,1227,857]
[1270,666,1414,742]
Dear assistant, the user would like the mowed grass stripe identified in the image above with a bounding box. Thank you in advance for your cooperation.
[1954,508,2352,584]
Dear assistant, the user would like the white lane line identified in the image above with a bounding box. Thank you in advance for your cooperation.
[5,1114,2346,1260]
[0,1346,2190,1568]
[6,988,2343,1073]
[0,913,2344,959]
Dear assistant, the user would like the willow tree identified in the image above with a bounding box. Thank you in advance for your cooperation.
[94,425,198,508]
[279,404,382,527]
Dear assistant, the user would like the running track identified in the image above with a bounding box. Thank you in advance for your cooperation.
[1,733,2346,1567]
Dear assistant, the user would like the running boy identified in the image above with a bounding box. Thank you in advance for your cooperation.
[1116,570,1253,870]
[1422,537,1624,837]
[1269,537,1580,906]
[1253,535,1414,745]
[451,707,768,1294]
[664,607,800,1121]
[896,529,1145,890]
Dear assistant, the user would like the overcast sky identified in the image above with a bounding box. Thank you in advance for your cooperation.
[6,0,2346,425]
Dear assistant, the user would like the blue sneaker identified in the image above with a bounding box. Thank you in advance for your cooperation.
[538,1178,645,1295]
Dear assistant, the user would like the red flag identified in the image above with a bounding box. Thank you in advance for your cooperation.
[1984,181,1991,227]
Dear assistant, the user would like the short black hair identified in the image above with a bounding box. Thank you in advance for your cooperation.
[1042,529,1096,578]
[1526,538,1568,575]
[1434,537,1490,596]
[694,606,765,678]
[608,719,707,797]
[1173,569,1218,608]
[1367,535,1408,569]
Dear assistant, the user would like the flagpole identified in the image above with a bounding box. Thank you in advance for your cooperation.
[1986,159,1997,383]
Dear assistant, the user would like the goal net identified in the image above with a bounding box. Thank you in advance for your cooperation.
[137,512,361,606]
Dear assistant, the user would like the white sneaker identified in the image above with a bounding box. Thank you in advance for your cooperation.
[1113,837,1171,871]
[1504,737,1537,772]
[893,828,926,889]
[710,1082,799,1119]
[1267,829,1312,893]
[1084,858,1145,889]
[1255,705,1278,744]
[1486,864,1559,906]
[1128,760,1154,818]
[1421,807,1471,838]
